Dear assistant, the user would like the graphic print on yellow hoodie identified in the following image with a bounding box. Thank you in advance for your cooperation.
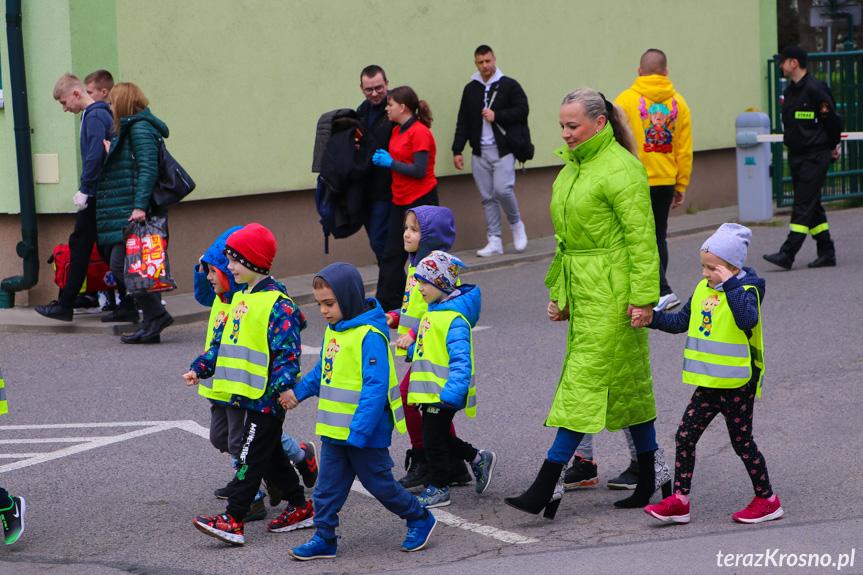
[615,75,692,192]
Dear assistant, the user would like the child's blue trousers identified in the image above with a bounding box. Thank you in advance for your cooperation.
[313,442,425,539]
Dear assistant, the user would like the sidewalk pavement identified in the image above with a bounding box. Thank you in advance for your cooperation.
[0,205,744,335]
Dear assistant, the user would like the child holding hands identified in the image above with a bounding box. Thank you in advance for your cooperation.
[632,223,782,524]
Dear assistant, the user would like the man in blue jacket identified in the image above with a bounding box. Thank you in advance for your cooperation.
[36,73,115,322]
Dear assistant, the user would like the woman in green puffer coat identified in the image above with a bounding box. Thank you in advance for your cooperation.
[505,88,670,519]
[97,82,173,344]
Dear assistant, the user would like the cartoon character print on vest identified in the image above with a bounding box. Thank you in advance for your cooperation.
[212,310,228,342]
[699,293,721,337]
[229,302,249,344]
[402,276,417,314]
[416,317,432,358]
[322,338,341,385]
[639,97,678,153]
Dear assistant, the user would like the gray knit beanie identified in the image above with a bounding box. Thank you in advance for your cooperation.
[701,223,751,269]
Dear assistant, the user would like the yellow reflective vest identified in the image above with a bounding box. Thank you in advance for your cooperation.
[407,310,477,417]
[683,280,765,397]
[396,265,426,357]
[315,324,406,440]
[198,298,234,402]
[212,290,286,400]
[0,360,7,415]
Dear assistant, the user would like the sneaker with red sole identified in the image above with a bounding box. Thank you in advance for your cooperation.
[732,496,783,524]
[644,495,690,524]
[267,500,315,533]
[296,442,319,488]
[193,513,244,545]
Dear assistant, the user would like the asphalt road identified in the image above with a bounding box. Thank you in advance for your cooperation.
[1,207,861,575]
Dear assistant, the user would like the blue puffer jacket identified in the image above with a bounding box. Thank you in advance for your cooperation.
[294,299,397,449]
[194,226,246,307]
[408,284,481,409]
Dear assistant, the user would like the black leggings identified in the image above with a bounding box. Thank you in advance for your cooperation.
[673,381,773,498]
[374,188,439,311]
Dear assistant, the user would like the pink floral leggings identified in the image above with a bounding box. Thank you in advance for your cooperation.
[673,381,773,498]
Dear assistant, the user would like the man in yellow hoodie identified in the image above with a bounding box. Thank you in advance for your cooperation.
[615,48,692,312]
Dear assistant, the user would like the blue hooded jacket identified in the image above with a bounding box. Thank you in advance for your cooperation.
[407,283,481,409]
[194,226,246,306]
[294,263,396,449]
[407,206,456,268]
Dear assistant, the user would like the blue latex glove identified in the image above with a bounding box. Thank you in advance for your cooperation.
[372,149,393,168]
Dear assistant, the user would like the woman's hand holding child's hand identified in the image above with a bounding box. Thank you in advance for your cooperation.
[628,304,654,328]
[182,371,199,386]
[396,333,415,350]
[547,301,568,322]
[280,389,299,410]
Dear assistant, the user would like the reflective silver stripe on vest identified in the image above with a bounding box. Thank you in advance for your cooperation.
[685,337,749,358]
[683,359,751,380]
[0,387,5,402]
[389,383,400,403]
[319,385,362,405]
[467,394,476,408]
[317,409,355,429]
[400,312,422,325]
[199,378,214,390]
[412,358,450,380]
[409,379,445,395]
[213,366,267,391]
[219,344,269,367]
[392,404,405,422]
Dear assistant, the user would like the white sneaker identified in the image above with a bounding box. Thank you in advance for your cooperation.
[510,220,527,252]
[654,293,681,311]
[476,235,503,257]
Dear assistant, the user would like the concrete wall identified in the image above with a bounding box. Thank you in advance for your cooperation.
[0,0,773,306]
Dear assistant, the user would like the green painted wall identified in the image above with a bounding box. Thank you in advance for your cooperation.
[1,0,777,214]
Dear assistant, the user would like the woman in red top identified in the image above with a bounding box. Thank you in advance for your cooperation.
[372,86,440,311]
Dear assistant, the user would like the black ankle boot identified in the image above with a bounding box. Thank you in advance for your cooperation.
[504,459,565,519]
[398,448,430,489]
[614,448,672,508]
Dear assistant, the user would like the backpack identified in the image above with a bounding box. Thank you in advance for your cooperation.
[48,243,117,292]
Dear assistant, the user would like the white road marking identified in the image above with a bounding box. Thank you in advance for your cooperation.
[0,420,536,545]
[472,325,490,332]
[350,480,537,545]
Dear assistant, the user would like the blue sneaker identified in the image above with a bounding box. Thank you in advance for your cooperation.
[416,485,451,508]
[401,510,437,552]
[289,533,337,561]
[471,450,497,494]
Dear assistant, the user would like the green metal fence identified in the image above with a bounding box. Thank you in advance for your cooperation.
[767,50,863,206]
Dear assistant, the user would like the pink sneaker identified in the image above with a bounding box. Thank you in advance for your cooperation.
[644,495,690,524]
[732,496,784,524]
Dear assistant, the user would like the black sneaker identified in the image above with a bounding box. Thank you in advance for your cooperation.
[73,293,101,314]
[607,460,639,490]
[245,498,266,522]
[34,301,73,322]
[398,449,430,490]
[1,496,25,545]
[295,442,318,489]
[762,252,793,270]
[215,476,238,499]
[564,455,598,490]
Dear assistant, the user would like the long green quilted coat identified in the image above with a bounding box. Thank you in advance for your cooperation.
[96,108,169,246]
[544,123,659,433]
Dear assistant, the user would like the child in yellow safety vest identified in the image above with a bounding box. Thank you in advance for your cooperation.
[398,250,496,509]
[188,223,313,546]
[0,361,26,546]
[183,226,319,527]
[281,262,437,560]
[385,205,472,490]
[632,223,782,525]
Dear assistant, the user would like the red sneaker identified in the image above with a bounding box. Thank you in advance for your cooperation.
[644,495,690,524]
[732,496,783,524]
[193,513,244,545]
[267,500,315,533]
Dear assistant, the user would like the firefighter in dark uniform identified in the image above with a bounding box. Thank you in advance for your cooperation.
[764,46,841,270]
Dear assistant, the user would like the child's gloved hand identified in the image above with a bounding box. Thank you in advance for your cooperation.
[372,149,393,168]
[73,191,88,211]
[182,370,199,386]
[396,332,415,350]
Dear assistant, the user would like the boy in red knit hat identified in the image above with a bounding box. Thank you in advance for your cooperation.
[192,223,314,546]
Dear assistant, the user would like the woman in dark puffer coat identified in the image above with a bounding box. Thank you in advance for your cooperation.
[97,82,172,344]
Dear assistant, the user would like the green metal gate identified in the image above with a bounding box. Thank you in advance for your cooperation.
[767,50,863,206]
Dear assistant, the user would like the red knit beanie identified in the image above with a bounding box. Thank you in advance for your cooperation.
[224,223,277,275]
